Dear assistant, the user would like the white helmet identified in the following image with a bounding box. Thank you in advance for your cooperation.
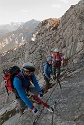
[22,62,35,72]
[54,48,59,52]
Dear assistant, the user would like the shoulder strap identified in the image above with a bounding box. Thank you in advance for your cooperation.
[17,73,23,79]
[16,73,32,87]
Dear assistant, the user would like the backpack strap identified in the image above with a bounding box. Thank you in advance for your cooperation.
[16,73,24,88]
[17,73,23,79]
[13,73,26,98]
[16,73,32,90]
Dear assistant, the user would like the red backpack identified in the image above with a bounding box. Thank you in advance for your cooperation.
[3,66,23,95]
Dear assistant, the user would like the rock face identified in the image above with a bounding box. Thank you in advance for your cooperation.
[0,0,84,81]
[1,57,84,125]
[0,0,84,124]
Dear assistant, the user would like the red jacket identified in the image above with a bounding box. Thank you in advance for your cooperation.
[51,53,63,67]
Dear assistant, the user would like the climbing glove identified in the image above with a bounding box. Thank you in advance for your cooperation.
[32,107,40,116]
[38,90,43,98]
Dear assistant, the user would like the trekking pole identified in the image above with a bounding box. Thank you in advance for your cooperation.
[57,80,62,89]
[32,95,49,108]
[32,94,54,125]
[56,70,62,89]
[51,101,57,125]
[32,95,54,112]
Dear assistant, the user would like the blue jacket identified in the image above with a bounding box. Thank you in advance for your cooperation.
[13,71,42,109]
[44,62,53,80]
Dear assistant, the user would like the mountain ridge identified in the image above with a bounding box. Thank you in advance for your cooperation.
[0,19,40,53]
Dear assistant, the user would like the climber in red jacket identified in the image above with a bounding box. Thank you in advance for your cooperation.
[51,48,64,82]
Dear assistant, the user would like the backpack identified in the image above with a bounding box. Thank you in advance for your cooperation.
[3,66,23,95]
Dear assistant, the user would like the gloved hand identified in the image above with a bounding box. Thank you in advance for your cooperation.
[32,107,40,117]
[50,75,53,80]
[38,90,43,98]
[48,78,50,81]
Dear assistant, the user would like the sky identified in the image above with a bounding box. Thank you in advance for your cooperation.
[0,0,80,25]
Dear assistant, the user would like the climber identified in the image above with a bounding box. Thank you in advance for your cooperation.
[51,48,64,82]
[13,62,43,116]
[43,56,53,93]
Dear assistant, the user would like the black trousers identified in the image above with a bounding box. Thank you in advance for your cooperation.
[44,75,51,92]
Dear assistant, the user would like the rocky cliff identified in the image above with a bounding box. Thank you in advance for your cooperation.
[0,0,84,125]
[0,0,84,81]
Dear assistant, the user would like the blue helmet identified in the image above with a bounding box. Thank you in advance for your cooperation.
[47,57,52,62]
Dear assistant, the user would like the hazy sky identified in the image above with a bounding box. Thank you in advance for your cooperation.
[0,0,80,25]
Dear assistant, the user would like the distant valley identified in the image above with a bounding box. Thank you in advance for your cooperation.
[0,19,40,53]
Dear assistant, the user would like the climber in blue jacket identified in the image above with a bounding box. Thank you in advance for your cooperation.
[13,62,43,116]
[43,56,53,93]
